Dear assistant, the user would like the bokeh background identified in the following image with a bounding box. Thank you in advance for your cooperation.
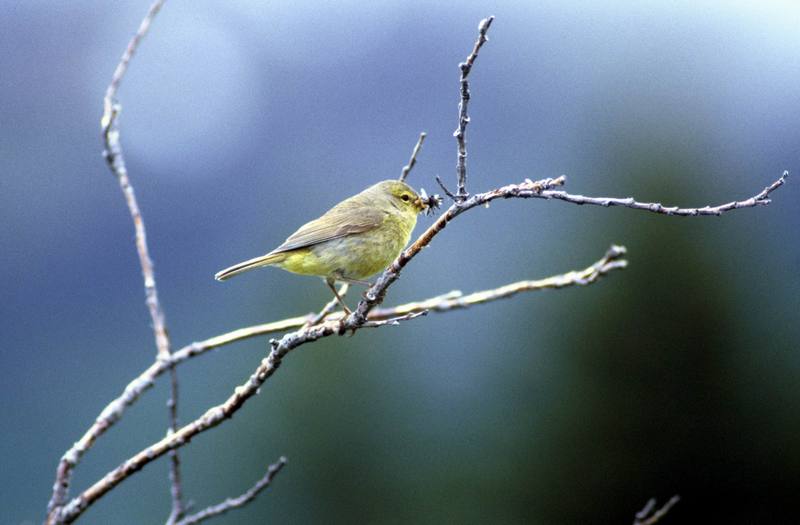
[2,1,799,524]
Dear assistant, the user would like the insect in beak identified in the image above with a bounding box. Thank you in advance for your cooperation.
[418,187,443,216]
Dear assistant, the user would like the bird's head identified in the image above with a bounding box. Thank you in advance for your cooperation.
[373,180,442,216]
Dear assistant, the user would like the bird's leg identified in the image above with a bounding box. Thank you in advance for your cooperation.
[332,276,376,302]
[325,277,352,315]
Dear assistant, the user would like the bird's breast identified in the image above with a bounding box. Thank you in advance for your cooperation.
[311,215,414,280]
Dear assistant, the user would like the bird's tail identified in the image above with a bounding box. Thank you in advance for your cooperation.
[214,252,284,281]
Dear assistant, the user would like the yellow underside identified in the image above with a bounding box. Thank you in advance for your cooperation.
[272,226,410,281]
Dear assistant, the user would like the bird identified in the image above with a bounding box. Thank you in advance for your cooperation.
[215,179,436,313]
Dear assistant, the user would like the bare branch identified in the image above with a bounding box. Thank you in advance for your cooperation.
[100,0,166,130]
[165,370,184,524]
[58,320,345,523]
[454,16,494,200]
[45,313,310,522]
[101,0,172,363]
[370,244,627,317]
[52,240,625,523]
[399,132,427,182]
[100,0,185,519]
[46,1,183,524]
[536,171,788,216]
[174,457,287,525]
[63,242,626,464]
[352,168,788,323]
[101,0,173,374]
[634,495,680,525]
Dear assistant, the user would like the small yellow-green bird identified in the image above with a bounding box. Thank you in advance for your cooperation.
[215,179,433,312]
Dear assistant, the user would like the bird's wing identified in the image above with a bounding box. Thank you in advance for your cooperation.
[269,200,385,254]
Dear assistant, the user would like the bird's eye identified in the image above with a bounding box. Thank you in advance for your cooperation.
[401,194,410,202]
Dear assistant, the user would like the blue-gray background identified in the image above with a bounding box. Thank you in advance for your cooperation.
[2,1,799,524]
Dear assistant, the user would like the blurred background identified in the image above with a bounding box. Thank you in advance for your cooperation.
[2,1,799,523]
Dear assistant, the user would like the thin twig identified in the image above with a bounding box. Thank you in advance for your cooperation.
[534,171,788,216]
[373,244,627,316]
[435,175,456,200]
[174,457,287,525]
[165,371,183,524]
[361,310,428,328]
[47,2,175,524]
[454,16,494,201]
[634,495,680,525]
[101,0,166,130]
[399,132,427,182]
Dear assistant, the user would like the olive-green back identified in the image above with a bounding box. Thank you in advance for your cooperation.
[268,190,385,255]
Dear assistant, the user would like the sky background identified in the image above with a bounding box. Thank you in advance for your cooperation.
[1,1,799,524]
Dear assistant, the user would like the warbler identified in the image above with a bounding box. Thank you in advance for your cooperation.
[215,179,437,312]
